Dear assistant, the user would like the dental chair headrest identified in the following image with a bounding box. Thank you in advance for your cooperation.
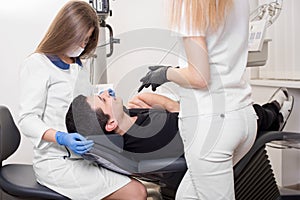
[66,95,106,136]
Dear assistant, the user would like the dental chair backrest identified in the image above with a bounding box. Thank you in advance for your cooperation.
[84,134,187,176]
[0,105,69,200]
[0,106,20,165]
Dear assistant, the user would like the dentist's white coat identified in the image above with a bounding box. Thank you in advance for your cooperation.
[18,53,130,200]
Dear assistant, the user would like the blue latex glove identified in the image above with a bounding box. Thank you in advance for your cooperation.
[138,65,171,92]
[55,131,94,155]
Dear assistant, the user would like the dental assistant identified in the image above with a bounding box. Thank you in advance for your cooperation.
[138,0,257,199]
[18,1,146,199]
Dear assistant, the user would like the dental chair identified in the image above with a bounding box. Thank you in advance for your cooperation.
[1,105,300,200]
[234,131,300,200]
[0,106,69,200]
[84,130,300,200]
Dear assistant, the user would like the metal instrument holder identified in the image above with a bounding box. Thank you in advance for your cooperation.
[89,0,120,84]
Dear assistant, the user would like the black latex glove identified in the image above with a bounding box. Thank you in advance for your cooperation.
[138,65,171,92]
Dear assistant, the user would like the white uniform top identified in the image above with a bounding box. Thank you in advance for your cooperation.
[18,53,130,200]
[19,53,92,154]
[173,0,252,117]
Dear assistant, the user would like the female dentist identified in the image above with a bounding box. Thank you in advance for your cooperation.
[18,1,146,199]
[138,0,257,199]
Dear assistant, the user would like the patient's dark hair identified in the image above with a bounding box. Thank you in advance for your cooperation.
[65,95,111,136]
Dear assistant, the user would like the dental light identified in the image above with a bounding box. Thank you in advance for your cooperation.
[250,0,283,28]
[247,0,283,67]
[89,0,111,20]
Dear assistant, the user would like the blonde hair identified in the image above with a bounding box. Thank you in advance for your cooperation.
[170,0,233,33]
[36,0,99,58]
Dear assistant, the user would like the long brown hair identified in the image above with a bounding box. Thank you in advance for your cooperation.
[36,0,99,58]
[170,0,233,33]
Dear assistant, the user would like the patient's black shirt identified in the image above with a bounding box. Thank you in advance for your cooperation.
[122,108,184,160]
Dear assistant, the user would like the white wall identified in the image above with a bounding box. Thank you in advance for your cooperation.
[105,0,177,101]
[257,0,300,80]
[0,0,70,164]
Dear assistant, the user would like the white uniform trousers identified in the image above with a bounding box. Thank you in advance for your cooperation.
[176,105,257,200]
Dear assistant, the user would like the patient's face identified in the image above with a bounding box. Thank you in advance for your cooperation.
[86,90,124,120]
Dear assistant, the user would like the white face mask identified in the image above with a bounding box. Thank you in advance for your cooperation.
[66,46,84,58]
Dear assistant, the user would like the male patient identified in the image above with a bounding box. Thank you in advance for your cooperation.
[65,88,293,160]
[66,90,184,160]
[65,88,293,199]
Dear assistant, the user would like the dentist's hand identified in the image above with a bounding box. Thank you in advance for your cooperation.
[55,131,94,155]
[138,65,171,92]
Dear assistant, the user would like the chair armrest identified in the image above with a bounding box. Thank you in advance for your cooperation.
[234,131,300,178]
[138,157,187,174]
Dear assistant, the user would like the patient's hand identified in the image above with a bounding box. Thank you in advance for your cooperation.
[127,96,152,109]
[127,92,180,112]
